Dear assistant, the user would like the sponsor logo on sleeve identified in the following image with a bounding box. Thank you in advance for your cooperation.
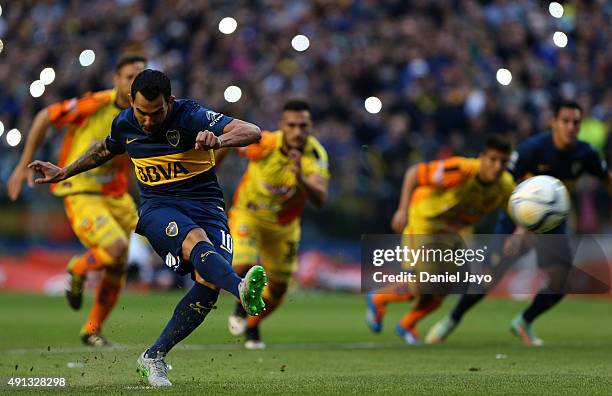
[206,110,225,128]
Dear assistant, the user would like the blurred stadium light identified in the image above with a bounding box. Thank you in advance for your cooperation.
[219,17,237,35]
[79,49,95,67]
[40,67,56,85]
[553,31,568,48]
[6,128,21,147]
[364,97,382,114]
[0,121,4,138]
[29,80,45,98]
[549,2,564,18]
[224,85,242,103]
[291,35,310,52]
[496,68,512,86]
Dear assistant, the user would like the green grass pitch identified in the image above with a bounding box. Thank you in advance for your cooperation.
[1,292,611,395]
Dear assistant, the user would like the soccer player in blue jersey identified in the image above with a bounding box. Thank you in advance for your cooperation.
[426,100,612,346]
[28,69,267,386]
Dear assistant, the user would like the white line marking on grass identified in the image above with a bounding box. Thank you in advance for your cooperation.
[5,344,131,355]
[5,341,400,355]
[180,341,400,351]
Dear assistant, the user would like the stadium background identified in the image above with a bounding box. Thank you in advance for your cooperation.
[0,1,611,290]
[0,1,611,394]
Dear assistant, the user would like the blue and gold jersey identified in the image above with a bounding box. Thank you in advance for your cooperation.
[497,132,608,234]
[105,99,233,205]
[509,132,608,189]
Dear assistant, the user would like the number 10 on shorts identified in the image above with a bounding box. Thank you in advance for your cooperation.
[220,229,233,253]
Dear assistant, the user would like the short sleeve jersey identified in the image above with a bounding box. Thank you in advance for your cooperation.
[47,89,129,196]
[231,130,330,225]
[408,157,516,233]
[105,99,233,206]
[509,132,608,189]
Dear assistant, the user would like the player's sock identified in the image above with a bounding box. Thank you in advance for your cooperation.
[81,268,124,335]
[146,283,219,358]
[70,247,114,277]
[234,302,247,318]
[399,295,444,330]
[450,293,485,323]
[522,293,565,323]
[190,241,241,298]
[372,284,414,306]
[244,326,265,349]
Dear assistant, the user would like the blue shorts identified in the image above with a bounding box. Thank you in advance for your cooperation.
[136,198,233,275]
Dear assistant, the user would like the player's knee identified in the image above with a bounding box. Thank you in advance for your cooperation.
[181,228,209,261]
[193,272,219,290]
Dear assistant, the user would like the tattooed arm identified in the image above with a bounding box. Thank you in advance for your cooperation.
[28,140,116,184]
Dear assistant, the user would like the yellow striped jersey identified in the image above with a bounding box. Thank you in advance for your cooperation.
[407,157,515,233]
[48,89,129,196]
[231,130,329,225]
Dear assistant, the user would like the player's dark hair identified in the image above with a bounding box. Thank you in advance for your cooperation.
[483,136,512,154]
[115,54,147,72]
[553,99,582,117]
[131,69,171,101]
[283,99,311,112]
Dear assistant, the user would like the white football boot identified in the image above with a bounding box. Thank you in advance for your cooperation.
[137,351,172,387]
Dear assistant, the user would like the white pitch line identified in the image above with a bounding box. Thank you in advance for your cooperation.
[4,341,400,355]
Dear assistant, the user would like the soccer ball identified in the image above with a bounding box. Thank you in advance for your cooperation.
[508,175,570,233]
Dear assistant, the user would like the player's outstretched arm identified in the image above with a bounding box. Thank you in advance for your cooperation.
[391,164,419,233]
[219,119,261,148]
[7,108,52,200]
[195,119,261,151]
[28,140,115,184]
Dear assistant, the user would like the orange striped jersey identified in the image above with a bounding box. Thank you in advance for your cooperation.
[407,157,515,233]
[48,89,129,197]
[232,130,329,225]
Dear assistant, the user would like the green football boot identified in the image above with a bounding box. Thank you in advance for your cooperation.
[510,314,543,346]
[239,265,267,316]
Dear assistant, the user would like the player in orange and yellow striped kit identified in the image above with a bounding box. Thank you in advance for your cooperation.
[7,55,146,346]
[366,137,515,344]
[221,100,329,349]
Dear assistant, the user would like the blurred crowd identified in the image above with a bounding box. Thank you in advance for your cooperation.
[1,0,611,238]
